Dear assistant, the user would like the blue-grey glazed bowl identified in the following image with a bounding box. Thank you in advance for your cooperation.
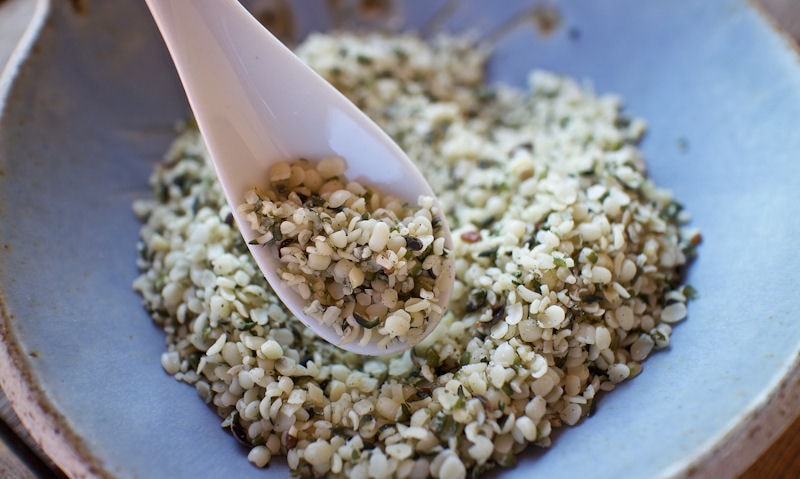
[1,1,800,478]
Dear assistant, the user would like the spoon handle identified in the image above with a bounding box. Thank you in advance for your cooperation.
[144,0,415,196]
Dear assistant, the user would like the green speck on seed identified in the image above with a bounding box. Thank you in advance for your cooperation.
[393,47,408,62]
[477,86,496,103]
[498,451,517,468]
[478,216,496,229]
[465,289,487,312]
[397,402,411,423]
[432,413,457,438]
[580,293,603,304]
[354,312,380,329]
[585,398,595,416]
[409,262,423,276]
[501,383,513,396]
[425,348,440,369]
[661,200,684,222]
[459,350,471,366]
[270,224,283,243]
[477,158,496,169]
[554,354,568,369]
[251,436,266,446]
[359,414,375,428]
[683,284,699,301]
[493,182,511,193]
[187,352,202,370]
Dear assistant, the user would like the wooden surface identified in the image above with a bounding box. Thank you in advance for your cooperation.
[1,0,800,478]
[742,412,800,478]
[0,389,66,478]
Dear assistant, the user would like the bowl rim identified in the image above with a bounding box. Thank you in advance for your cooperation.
[0,1,109,477]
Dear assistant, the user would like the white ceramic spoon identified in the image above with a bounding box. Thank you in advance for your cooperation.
[145,0,454,355]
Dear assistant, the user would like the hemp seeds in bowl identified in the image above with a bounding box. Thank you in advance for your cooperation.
[133,32,698,478]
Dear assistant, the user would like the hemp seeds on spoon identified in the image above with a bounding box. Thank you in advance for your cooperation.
[238,157,450,350]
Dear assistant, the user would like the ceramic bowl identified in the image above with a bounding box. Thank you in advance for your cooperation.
[2,1,800,478]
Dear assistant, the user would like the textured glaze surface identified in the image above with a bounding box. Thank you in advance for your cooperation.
[1,1,799,478]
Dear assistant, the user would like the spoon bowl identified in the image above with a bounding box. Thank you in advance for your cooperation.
[144,0,454,355]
